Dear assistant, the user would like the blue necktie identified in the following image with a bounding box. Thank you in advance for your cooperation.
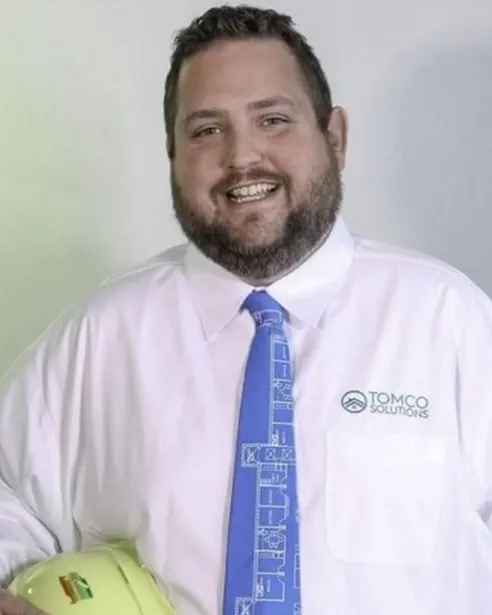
[222,291,302,615]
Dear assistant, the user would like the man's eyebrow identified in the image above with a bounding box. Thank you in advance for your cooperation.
[246,96,297,111]
[183,108,225,128]
[182,96,297,128]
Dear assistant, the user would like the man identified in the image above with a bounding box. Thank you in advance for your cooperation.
[1,4,492,615]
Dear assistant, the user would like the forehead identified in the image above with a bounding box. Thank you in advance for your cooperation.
[175,38,312,118]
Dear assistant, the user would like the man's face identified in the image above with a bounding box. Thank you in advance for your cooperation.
[171,38,348,283]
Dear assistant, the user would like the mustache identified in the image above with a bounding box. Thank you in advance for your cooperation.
[213,169,286,194]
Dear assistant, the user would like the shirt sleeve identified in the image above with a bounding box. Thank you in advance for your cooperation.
[454,274,492,527]
[0,355,62,586]
[0,321,74,587]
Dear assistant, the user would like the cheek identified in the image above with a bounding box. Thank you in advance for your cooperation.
[274,151,318,191]
[176,149,220,196]
[293,142,330,184]
[271,132,325,175]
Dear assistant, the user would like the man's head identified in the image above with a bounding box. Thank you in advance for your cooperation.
[164,5,348,285]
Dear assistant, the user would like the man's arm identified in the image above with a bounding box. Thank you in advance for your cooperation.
[453,275,492,525]
[0,588,48,615]
[0,356,61,588]
[0,482,58,588]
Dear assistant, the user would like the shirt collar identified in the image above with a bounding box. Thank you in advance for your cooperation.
[184,214,355,339]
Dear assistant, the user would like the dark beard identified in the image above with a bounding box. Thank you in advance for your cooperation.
[171,151,343,283]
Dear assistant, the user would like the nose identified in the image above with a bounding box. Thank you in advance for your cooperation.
[224,129,263,170]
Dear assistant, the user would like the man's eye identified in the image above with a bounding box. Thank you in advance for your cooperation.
[261,116,289,127]
[192,126,221,139]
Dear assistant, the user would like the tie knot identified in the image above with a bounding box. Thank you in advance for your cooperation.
[243,291,286,327]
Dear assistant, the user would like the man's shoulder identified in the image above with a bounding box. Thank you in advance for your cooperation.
[82,242,189,311]
[32,244,189,348]
[351,233,492,312]
[354,234,474,284]
[354,234,454,272]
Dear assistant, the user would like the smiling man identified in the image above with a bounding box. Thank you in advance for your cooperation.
[168,33,346,284]
[2,5,492,615]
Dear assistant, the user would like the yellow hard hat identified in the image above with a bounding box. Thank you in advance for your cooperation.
[9,541,175,615]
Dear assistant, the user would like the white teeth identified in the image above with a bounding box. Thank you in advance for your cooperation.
[228,182,277,201]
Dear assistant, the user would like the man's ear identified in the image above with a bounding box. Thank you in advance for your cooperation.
[326,106,349,170]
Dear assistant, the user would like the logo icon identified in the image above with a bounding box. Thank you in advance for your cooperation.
[341,390,367,413]
[59,573,94,604]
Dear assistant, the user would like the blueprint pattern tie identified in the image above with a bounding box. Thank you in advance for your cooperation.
[222,291,302,615]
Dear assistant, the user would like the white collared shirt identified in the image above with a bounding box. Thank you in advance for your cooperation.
[2,216,492,614]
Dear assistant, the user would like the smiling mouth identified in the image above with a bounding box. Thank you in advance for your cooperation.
[226,182,280,203]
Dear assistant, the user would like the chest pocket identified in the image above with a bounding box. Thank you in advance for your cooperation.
[324,430,445,565]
